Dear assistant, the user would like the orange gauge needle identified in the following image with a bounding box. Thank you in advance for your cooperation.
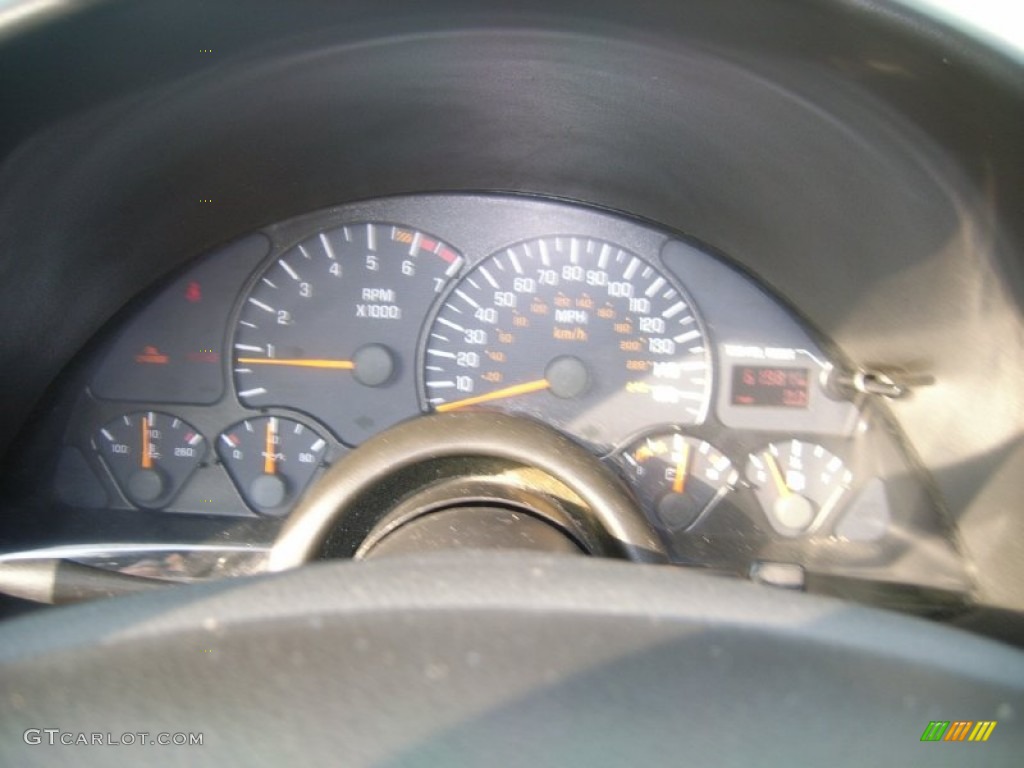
[141,413,152,469]
[264,417,278,475]
[672,441,692,495]
[435,378,551,413]
[237,357,355,370]
[763,452,791,498]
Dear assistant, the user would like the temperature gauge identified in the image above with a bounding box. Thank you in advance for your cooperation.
[745,440,852,536]
[93,412,206,508]
[217,416,327,514]
[622,432,738,530]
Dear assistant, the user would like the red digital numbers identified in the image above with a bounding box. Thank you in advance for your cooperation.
[731,365,810,409]
[758,368,787,387]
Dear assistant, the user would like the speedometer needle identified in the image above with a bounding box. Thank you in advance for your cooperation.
[237,357,355,370]
[435,378,551,413]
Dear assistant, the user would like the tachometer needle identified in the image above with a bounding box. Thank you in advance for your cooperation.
[264,416,278,475]
[141,413,152,469]
[435,378,551,413]
[237,357,355,370]
[763,452,791,498]
[672,441,692,495]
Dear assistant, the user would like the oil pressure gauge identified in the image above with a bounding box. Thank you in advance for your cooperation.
[745,440,852,536]
[622,432,738,531]
[217,416,328,514]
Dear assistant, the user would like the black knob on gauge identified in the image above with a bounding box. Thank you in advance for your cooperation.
[248,473,288,509]
[351,343,396,388]
[126,468,166,504]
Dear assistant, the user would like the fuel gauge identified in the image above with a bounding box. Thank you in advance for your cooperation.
[623,432,738,531]
[218,416,327,514]
[94,412,206,508]
[746,440,852,536]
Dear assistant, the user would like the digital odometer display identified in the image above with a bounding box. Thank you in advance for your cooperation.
[731,366,810,408]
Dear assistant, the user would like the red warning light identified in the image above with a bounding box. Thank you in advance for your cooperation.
[185,281,202,303]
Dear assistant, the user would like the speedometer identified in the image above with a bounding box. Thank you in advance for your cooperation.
[423,235,711,448]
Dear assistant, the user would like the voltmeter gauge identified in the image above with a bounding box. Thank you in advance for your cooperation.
[622,432,738,531]
[217,416,327,514]
[93,412,206,508]
[745,440,852,536]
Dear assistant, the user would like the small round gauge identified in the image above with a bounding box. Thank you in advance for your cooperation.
[622,432,738,530]
[423,235,711,447]
[233,223,464,445]
[217,416,328,515]
[93,412,206,508]
[745,440,852,536]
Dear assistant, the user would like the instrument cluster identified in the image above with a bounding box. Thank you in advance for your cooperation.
[33,195,962,583]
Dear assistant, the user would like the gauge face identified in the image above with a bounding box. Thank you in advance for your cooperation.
[233,223,464,445]
[745,440,852,536]
[622,432,737,530]
[93,412,205,508]
[217,416,327,515]
[423,236,711,447]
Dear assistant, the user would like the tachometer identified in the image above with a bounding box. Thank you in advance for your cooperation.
[233,223,463,445]
[423,236,710,447]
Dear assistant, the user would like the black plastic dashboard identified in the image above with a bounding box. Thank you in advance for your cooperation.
[1,1,1023,765]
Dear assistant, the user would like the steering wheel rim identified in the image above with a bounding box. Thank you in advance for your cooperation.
[269,412,668,570]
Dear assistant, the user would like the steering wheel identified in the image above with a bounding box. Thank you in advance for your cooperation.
[2,413,1022,766]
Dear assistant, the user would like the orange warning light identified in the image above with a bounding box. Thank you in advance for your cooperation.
[135,345,170,365]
